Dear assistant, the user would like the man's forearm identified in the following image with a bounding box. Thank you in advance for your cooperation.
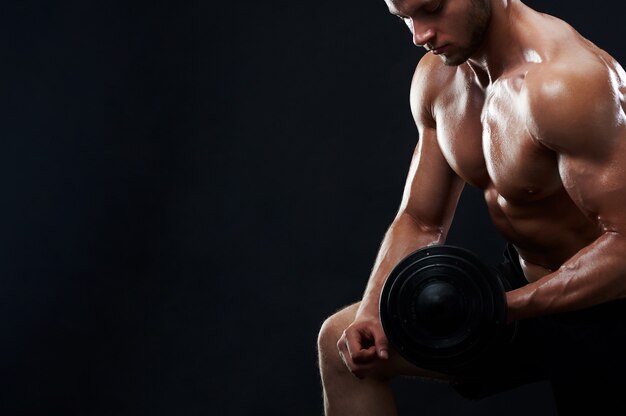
[507,231,626,321]
[358,212,447,315]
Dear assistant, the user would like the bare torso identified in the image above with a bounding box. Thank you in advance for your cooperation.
[428,9,626,281]
[328,4,626,403]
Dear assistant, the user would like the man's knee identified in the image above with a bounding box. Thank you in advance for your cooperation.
[318,304,450,382]
[317,304,359,368]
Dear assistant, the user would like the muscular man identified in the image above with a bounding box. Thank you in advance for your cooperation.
[317,0,626,414]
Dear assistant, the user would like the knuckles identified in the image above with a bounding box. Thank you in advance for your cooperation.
[335,320,391,380]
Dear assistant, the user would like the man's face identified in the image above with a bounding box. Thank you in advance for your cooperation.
[384,0,491,66]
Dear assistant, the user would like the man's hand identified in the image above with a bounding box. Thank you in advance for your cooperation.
[336,310,389,379]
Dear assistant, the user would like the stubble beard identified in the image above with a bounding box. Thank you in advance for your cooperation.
[441,0,491,66]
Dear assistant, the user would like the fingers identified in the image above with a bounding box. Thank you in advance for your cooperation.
[372,326,389,360]
[336,322,388,379]
[337,348,375,379]
[345,328,377,364]
[337,333,363,377]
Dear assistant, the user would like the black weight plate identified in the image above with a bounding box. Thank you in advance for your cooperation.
[380,245,509,374]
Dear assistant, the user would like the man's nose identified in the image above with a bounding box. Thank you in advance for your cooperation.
[410,19,435,47]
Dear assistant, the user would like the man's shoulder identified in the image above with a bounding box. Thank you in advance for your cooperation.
[409,54,468,123]
[524,52,625,152]
[411,53,463,93]
[525,51,616,102]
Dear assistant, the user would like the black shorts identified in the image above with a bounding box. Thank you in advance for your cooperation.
[451,244,626,414]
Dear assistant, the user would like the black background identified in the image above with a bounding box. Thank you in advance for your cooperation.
[3,1,625,415]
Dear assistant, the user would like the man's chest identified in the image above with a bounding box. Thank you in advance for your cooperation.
[435,76,562,201]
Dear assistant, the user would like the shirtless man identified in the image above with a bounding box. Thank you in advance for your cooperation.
[317,0,626,414]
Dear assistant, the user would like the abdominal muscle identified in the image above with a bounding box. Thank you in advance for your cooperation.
[483,186,603,283]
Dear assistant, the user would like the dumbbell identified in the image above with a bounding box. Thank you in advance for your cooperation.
[379,245,516,375]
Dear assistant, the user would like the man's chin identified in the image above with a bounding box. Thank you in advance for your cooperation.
[436,45,477,66]
[439,53,469,66]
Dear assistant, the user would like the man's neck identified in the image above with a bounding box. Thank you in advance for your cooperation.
[466,0,533,86]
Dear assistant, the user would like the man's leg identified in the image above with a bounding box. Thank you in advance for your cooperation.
[317,302,448,416]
